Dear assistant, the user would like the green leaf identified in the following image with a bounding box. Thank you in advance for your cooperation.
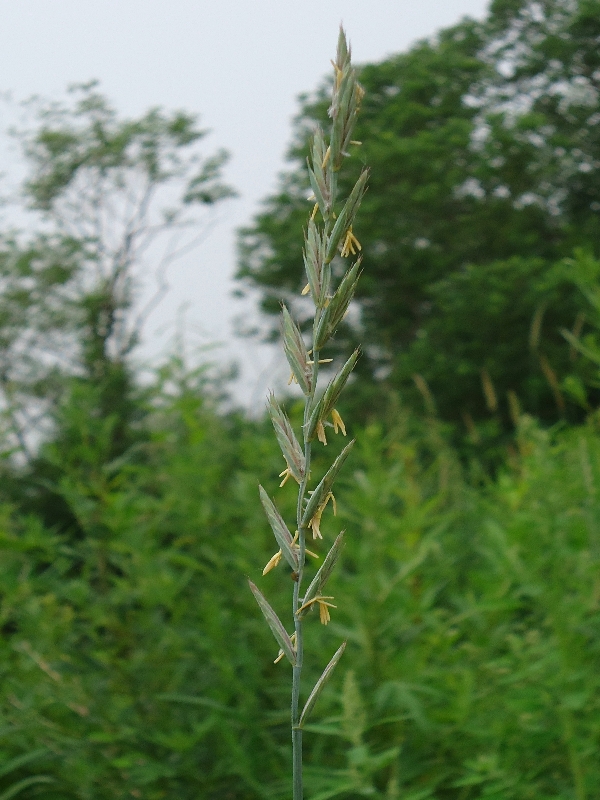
[299,642,346,727]
[0,777,54,800]
[156,693,236,715]
[307,781,358,800]
[248,580,296,665]
[561,327,600,366]
[0,751,48,780]
[258,486,298,570]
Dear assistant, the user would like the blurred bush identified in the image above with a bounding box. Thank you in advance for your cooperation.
[1,367,600,798]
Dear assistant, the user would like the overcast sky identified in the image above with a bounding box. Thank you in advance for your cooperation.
[0,0,490,405]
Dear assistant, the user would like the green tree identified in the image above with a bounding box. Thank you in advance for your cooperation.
[0,82,234,468]
[0,83,234,528]
[237,0,600,436]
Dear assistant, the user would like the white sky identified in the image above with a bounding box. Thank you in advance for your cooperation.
[0,0,490,406]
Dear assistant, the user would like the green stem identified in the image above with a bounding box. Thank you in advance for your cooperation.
[292,348,321,800]
[292,587,303,800]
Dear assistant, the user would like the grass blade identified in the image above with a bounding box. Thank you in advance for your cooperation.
[0,751,48,780]
[0,777,54,800]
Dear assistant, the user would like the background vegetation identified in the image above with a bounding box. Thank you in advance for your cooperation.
[1,0,600,798]
[238,0,600,444]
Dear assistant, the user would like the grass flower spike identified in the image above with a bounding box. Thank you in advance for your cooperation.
[248,28,367,800]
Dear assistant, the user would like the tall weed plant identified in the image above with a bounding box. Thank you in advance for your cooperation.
[247,29,368,800]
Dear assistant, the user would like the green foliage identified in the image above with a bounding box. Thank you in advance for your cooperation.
[23,82,233,211]
[0,83,234,462]
[0,750,54,800]
[237,0,600,434]
[398,255,595,426]
[0,364,286,798]
[560,251,600,406]
[1,9,600,799]
[292,412,600,800]
[2,361,600,797]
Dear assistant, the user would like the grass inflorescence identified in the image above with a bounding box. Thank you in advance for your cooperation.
[248,28,368,800]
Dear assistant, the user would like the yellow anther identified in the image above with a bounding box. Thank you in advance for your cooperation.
[340,226,362,258]
[279,467,292,487]
[316,421,327,446]
[296,595,337,625]
[275,632,296,663]
[263,550,282,576]
[308,491,335,539]
[331,409,346,436]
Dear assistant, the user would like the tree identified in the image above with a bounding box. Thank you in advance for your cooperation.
[0,82,234,465]
[0,84,234,532]
[236,0,600,437]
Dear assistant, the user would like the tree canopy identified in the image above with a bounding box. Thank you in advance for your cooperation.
[0,84,235,537]
[0,83,234,467]
[237,0,600,436]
